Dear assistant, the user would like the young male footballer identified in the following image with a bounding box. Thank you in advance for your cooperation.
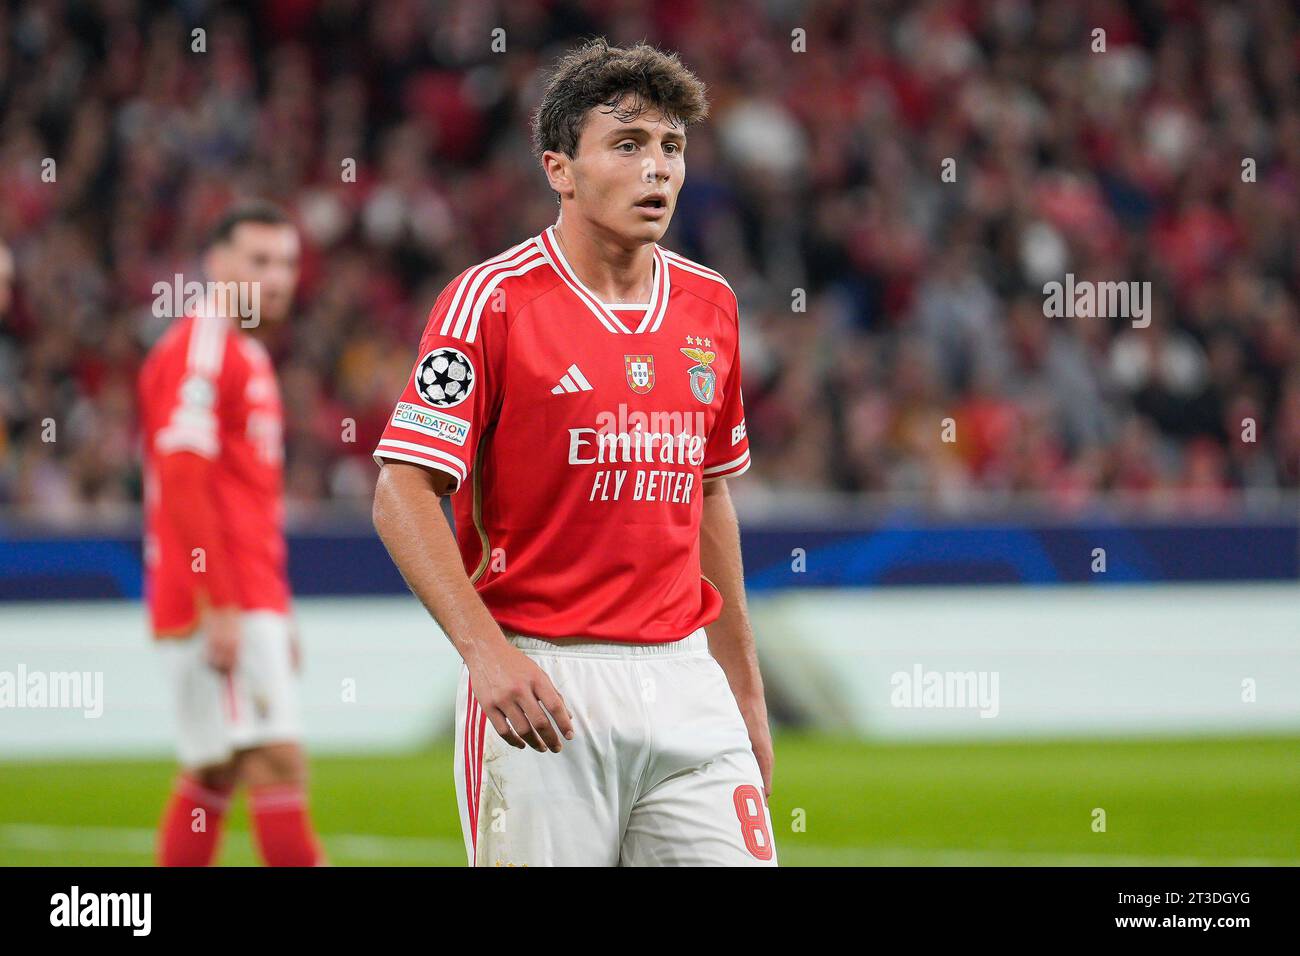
[373,39,776,866]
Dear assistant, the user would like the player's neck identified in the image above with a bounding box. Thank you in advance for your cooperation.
[552,217,655,304]
[241,319,274,345]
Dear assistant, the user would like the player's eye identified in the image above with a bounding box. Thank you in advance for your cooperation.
[617,142,638,153]
[664,143,681,154]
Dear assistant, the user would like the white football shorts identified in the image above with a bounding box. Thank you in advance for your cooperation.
[156,610,302,768]
[454,627,777,867]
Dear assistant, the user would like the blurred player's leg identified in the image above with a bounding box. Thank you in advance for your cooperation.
[234,611,324,866]
[241,743,324,866]
[619,632,777,867]
[157,764,236,866]
[454,650,626,866]
[155,634,242,866]
[156,610,322,866]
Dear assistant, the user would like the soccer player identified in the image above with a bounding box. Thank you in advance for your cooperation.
[139,201,325,866]
[372,39,776,866]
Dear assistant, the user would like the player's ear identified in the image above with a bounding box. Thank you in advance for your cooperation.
[541,150,575,201]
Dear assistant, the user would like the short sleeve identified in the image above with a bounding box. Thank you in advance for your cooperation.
[701,326,751,482]
[373,277,504,493]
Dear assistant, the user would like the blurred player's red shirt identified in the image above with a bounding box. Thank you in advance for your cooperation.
[139,313,289,636]
[373,227,752,643]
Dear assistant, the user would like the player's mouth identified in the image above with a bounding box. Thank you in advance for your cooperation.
[634,193,670,220]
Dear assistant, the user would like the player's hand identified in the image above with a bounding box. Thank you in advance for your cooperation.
[740,704,775,798]
[468,644,575,753]
[288,618,302,674]
[203,607,242,674]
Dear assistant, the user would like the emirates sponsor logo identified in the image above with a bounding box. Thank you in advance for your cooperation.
[567,425,705,467]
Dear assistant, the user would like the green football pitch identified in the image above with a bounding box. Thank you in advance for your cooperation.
[1,733,1296,866]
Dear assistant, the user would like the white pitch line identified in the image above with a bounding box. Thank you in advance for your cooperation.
[2,824,1294,866]
[0,824,462,863]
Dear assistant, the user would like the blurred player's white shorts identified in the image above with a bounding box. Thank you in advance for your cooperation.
[454,627,777,867]
[156,611,301,768]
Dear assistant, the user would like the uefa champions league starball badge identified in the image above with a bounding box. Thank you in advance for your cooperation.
[680,337,716,404]
[414,347,475,409]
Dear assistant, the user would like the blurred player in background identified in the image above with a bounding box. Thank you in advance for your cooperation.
[373,39,775,866]
[138,201,324,867]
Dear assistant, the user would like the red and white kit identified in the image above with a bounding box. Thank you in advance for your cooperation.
[140,313,299,767]
[375,227,775,865]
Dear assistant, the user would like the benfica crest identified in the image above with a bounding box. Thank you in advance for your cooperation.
[625,354,656,394]
[680,346,717,404]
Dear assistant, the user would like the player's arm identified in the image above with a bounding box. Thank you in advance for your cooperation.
[370,277,575,754]
[150,335,241,672]
[700,477,774,796]
[372,462,574,753]
[155,449,240,672]
[699,311,770,792]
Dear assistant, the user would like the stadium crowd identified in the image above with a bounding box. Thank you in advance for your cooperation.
[1,0,1297,524]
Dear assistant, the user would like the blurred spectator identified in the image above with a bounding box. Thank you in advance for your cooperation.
[1,0,1298,522]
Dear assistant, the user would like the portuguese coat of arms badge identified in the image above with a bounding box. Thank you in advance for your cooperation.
[625,354,655,394]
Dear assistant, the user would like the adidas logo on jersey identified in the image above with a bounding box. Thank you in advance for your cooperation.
[551,364,593,395]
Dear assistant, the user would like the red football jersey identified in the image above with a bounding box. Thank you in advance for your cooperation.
[374,226,752,643]
[139,313,289,636]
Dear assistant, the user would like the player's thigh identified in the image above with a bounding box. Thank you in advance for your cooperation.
[156,635,235,769]
[454,659,622,867]
[237,740,308,787]
[621,748,777,867]
[234,611,301,749]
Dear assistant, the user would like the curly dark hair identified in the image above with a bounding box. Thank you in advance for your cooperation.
[531,37,709,159]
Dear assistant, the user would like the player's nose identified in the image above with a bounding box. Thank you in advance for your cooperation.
[642,150,672,184]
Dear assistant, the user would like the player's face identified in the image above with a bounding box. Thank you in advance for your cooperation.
[560,97,686,245]
[208,223,301,324]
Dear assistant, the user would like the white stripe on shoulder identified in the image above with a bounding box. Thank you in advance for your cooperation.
[660,250,739,312]
[184,315,209,369]
[448,244,544,339]
[464,254,549,343]
[441,240,536,338]
[452,244,545,339]
[186,314,229,377]
[661,249,730,285]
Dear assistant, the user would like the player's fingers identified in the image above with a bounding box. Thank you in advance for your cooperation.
[488,709,527,749]
[504,702,547,752]
[519,697,562,752]
[205,645,232,674]
[535,685,575,741]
